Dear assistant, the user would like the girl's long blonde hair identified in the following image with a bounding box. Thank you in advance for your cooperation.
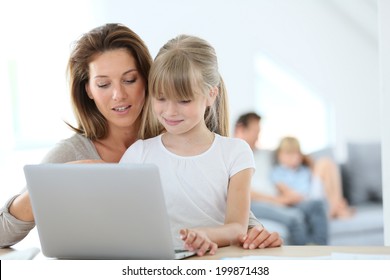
[140,34,229,139]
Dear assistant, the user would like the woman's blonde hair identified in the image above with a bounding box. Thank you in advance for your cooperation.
[67,23,153,140]
[140,34,229,139]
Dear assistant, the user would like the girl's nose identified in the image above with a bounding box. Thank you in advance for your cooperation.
[165,101,178,115]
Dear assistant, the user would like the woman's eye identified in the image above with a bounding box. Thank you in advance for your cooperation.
[180,100,191,104]
[124,79,136,84]
[97,83,109,88]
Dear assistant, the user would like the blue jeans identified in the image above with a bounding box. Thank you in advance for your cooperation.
[251,199,328,245]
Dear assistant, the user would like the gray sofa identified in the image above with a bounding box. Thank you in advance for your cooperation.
[261,142,384,245]
[330,142,383,245]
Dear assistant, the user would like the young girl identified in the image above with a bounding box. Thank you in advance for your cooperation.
[271,136,324,200]
[120,35,254,256]
[271,136,330,244]
[272,136,354,218]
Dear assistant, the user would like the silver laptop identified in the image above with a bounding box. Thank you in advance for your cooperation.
[24,163,195,260]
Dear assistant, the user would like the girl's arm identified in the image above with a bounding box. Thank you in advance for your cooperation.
[181,168,252,256]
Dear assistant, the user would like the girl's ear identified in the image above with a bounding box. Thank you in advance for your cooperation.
[206,86,218,106]
[85,83,93,99]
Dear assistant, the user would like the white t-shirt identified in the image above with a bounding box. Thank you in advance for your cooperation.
[120,134,255,249]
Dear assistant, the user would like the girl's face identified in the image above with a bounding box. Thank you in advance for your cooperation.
[85,49,146,132]
[278,149,303,169]
[152,88,216,136]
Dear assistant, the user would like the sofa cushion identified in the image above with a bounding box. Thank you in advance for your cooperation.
[329,203,384,245]
[345,142,382,205]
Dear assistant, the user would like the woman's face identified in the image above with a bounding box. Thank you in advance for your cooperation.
[86,48,146,132]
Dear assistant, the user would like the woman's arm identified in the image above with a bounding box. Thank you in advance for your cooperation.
[241,225,283,249]
[181,168,252,255]
[0,193,35,248]
[8,191,34,222]
[8,159,104,222]
[238,190,285,249]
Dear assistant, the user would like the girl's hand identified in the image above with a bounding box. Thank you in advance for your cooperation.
[239,225,283,249]
[278,192,304,206]
[276,183,304,205]
[179,229,218,256]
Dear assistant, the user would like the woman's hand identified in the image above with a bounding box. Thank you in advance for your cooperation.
[67,159,105,164]
[180,228,218,256]
[239,225,283,249]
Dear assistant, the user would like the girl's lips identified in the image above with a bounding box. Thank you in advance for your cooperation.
[164,118,183,126]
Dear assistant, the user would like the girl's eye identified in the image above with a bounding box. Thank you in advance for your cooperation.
[180,100,191,104]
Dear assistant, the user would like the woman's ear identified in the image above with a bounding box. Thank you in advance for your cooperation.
[85,83,93,99]
[206,86,218,106]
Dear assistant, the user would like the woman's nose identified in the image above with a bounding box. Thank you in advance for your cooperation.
[112,85,127,100]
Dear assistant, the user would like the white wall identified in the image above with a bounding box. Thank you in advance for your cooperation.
[378,0,390,246]
[88,0,380,161]
[2,0,379,160]
[1,0,382,203]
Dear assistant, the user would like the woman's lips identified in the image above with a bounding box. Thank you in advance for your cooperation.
[112,105,131,113]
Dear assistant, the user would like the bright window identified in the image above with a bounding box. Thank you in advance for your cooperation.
[254,53,333,154]
[0,0,93,204]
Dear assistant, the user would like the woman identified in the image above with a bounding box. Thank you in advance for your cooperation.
[0,24,282,251]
